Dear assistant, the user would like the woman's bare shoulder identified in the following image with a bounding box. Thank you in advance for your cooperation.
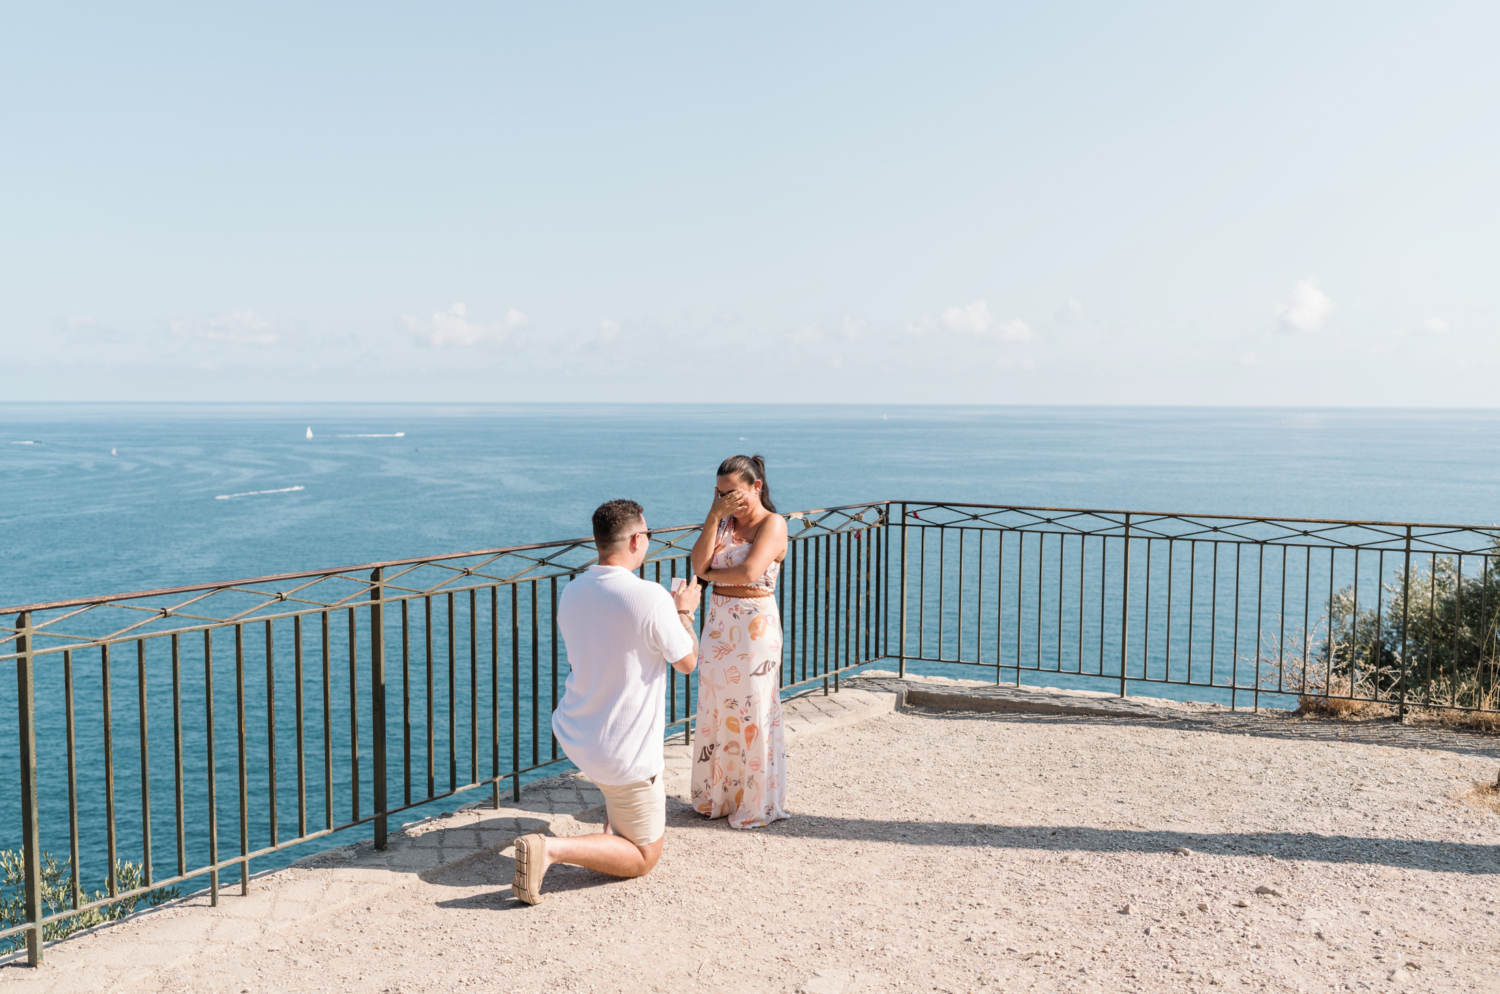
[758,513,788,539]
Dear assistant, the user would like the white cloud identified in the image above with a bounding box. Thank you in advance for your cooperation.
[1275,278,1333,332]
[598,319,620,343]
[938,300,1033,342]
[1420,316,1449,336]
[1056,298,1084,322]
[403,303,526,348]
[941,300,993,336]
[171,310,279,346]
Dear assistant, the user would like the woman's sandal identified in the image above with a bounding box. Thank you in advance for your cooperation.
[512,834,547,905]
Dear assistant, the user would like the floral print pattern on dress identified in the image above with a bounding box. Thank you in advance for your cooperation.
[690,522,788,829]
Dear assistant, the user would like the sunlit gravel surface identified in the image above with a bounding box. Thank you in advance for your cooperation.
[140,706,1500,993]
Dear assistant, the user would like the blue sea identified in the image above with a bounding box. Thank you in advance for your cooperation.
[6,404,1500,611]
[3,404,1499,901]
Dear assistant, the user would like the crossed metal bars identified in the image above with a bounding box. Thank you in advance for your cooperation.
[0,501,888,965]
[891,502,1500,709]
[899,502,1500,556]
[4,498,1498,966]
[0,501,888,660]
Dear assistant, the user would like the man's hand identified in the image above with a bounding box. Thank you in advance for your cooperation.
[669,576,702,675]
[672,575,702,616]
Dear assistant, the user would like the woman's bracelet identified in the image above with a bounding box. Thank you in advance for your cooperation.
[676,610,694,617]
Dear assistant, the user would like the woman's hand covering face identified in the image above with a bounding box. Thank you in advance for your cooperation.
[711,488,747,520]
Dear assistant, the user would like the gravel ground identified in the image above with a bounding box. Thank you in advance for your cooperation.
[125,703,1500,993]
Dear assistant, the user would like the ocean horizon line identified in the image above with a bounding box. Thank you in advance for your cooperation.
[4,400,1500,413]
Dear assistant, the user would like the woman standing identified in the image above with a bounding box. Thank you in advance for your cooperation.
[688,454,789,829]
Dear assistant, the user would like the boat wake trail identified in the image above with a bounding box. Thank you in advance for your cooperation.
[215,485,306,500]
[336,432,406,438]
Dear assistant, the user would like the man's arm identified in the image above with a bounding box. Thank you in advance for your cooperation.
[670,613,699,675]
[669,578,701,674]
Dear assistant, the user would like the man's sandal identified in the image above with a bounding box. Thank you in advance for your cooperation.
[512,834,547,905]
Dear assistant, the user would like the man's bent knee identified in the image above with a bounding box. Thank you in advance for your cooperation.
[627,839,664,877]
[597,776,666,855]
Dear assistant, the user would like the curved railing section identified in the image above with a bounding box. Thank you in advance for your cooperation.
[3,498,1497,962]
[890,501,1500,712]
[0,500,890,962]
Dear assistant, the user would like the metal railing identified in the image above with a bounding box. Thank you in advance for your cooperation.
[4,499,1498,963]
[892,502,1500,715]
[0,501,887,964]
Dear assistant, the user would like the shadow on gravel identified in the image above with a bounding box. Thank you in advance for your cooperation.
[427,848,623,911]
[426,798,1497,912]
[706,812,1500,875]
[892,699,1500,759]
[425,805,641,909]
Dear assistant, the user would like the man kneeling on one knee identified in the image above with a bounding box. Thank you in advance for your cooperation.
[511,499,700,904]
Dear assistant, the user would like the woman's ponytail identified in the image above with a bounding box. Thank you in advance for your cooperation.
[717,453,777,513]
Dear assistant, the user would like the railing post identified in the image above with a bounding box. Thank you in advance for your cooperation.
[204,629,218,906]
[15,612,43,965]
[1119,514,1131,698]
[1399,526,1412,718]
[137,639,152,886]
[370,568,388,850]
[512,584,522,803]
[235,625,248,894]
[898,504,909,679]
[875,508,884,659]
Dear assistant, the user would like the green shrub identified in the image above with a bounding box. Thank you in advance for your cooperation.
[1322,543,1500,708]
[0,850,180,952]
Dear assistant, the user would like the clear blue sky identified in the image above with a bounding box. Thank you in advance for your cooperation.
[2,3,1495,404]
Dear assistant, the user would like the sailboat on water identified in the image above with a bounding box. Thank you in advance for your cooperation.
[306,427,313,439]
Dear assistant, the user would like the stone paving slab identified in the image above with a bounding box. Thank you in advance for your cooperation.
[848,670,1500,758]
[851,670,1222,720]
[0,679,900,991]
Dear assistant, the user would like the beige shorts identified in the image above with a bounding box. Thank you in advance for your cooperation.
[596,774,666,846]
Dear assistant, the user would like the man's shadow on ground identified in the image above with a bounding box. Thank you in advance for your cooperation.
[425,801,621,911]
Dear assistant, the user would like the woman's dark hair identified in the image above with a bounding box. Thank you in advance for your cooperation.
[717,454,776,513]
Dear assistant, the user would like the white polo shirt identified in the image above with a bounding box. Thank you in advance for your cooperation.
[552,565,694,786]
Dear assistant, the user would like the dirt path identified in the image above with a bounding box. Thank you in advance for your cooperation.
[7,678,1498,993]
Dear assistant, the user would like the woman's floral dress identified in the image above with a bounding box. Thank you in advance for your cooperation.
[690,519,788,829]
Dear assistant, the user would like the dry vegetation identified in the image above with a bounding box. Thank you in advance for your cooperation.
[1437,705,1500,735]
[1295,677,1393,720]
[1259,626,1500,733]
[1260,551,1500,736]
[1292,684,1500,736]
[1470,770,1500,814]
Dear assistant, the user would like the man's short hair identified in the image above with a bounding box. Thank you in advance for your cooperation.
[592,499,645,551]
